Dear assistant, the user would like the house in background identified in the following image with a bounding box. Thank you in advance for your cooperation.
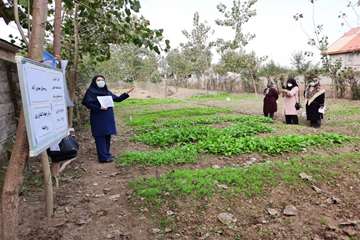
[325,27,360,70]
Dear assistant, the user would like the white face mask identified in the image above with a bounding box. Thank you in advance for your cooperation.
[287,83,293,87]
[309,82,315,87]
[96,80,106,88]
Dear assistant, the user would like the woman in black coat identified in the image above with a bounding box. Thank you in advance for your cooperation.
[82,75,134,163]
[263,81,279,119]
[305,80,325,128]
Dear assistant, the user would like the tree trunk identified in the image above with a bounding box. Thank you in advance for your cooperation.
[53,0,62,59]
[1,1,48,239]
[68,3,79,128]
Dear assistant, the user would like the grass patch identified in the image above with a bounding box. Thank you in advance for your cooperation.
[130,152,360,201]
[191,92,257,101]
[117,145,198,166]
[126,107,231,127]
[134,114,273,133]
[134,122,273,147]
[327,105,360,117]
[117,98,182,107]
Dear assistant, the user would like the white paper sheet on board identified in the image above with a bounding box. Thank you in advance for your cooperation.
[97,96,114,108]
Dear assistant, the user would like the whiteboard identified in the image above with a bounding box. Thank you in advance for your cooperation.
[16,57,69,157]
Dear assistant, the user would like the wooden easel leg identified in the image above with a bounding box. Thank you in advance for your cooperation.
[40,152,54,218]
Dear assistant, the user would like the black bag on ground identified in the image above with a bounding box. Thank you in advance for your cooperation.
[47,135,79,162]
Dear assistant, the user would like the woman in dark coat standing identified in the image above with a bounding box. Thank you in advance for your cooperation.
[263,81,279,119]
[305,79,325,128]
[82,75,134,163]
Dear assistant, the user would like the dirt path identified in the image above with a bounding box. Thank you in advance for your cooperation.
[19,130,155,240]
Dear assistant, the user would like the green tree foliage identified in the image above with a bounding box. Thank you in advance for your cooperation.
[291,52,312,75]
[165,12,214,86]
[259,60,290,86]
[81,44,161,84]
[181,12,214,77]
[0,0,170,62]
[166,49,192,81]
[215,0,257,53]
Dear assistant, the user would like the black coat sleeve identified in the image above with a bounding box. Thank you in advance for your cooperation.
[111,92,129,102]
[82,91,101,112]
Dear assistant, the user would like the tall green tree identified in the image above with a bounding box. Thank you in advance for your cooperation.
[181,11,213,77]
[215,0,257,53]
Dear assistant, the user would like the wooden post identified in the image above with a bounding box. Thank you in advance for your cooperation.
[1,1,50,239]
[40,152,53,217]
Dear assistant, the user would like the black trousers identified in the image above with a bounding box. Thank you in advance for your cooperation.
[285,115,299,125]
[310,119,321,128]
[264,112,274,119]
[94,135,112,161]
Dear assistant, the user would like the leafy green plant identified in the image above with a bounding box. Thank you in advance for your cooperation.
[197,133,351,156]
[134,122,273,146]
[135,114,273,133]
[130,152,360,201]
[117,145,198,166]
[119,133,352,166]
[127,107,231,127]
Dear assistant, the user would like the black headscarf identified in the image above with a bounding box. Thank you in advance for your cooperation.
[286,78,298,90]
[82,75,111,106]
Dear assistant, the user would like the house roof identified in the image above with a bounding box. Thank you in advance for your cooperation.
[0,38,21,62]
[325,27,360,55]
[0,38,21,53]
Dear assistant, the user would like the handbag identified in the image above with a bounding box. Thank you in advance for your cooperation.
[47,135,79,162]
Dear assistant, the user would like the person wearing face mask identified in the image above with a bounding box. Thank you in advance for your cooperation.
[305,79,325,128]
[82,75,135,163]
[263,81,279,119]
[281,77,300,124]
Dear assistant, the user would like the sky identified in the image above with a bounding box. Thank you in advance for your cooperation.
[0,0,359,67]
[139,0,360,66]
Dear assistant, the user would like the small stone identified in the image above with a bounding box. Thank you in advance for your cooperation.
[312,185,322,193]
[106,233,113,239]
[343,227,357,236]
[312,234,322,240]
[244,157,257,166]
[299,172,313,182]
[103,188,112,194]
[50,218,67,227]
[64,207,71,213]
[283,205,298,216]
[109,194,121,201]
[212,165,221,169]
[217,212,237,225]
[108,172,119,177]
[164,228,172,233]
[166,210,175,216]
[217,184,228,190]
[93,182,99,186]
[152,228,161,234]
[95,194,105,198]
[266,208,279,217]
[339,220,360,226]
[326,223,337,231]
[326,197,341,204]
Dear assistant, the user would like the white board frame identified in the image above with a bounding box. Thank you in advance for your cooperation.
[16,56,69,157]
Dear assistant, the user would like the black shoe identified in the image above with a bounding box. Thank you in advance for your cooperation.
[99,157,113,163]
